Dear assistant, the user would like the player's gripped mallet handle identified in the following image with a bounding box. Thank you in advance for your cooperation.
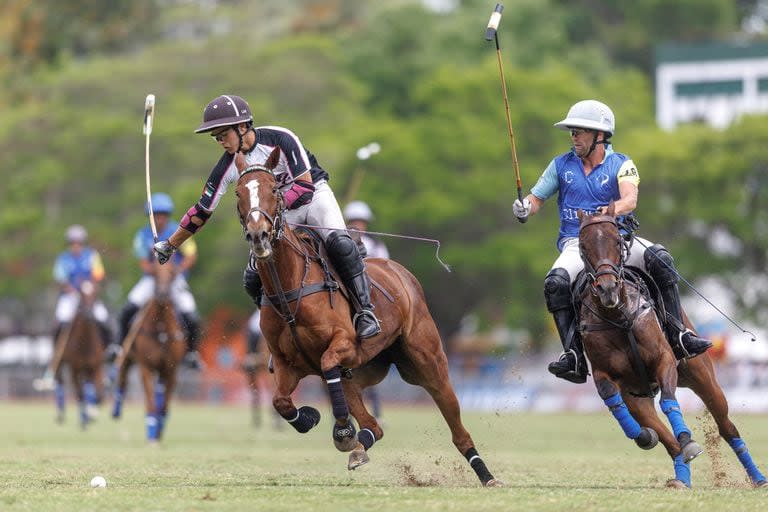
[485,3,527,223]
[143,93,159,241]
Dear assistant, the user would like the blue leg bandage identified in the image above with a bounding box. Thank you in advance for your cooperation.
[730,438,767,485]
[146,414,159,440]
[55,384,65,411]
[83,381,97,406]
[112,390,124,418]
[673,453,691,487]
[604,393,642,439]
[660,398,690,439]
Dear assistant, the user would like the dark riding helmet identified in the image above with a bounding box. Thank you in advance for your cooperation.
[194,95,253,133]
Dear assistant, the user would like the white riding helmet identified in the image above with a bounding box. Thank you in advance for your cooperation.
[554,100,615,137]
[66,224,88,243]
[344,201,373,222]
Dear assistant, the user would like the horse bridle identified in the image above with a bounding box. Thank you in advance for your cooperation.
[237,164,285,243]
[579,215,629,288]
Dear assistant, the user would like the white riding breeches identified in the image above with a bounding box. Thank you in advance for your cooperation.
[284,180,346,241]
[55,292,109,323]
[551,236,655,283]
[126,275,197,313]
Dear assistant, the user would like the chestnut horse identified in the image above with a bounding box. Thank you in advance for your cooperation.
[577,206,766,488]
[54,281,105,429]
[111,258,186,442]
[234,148,500,487]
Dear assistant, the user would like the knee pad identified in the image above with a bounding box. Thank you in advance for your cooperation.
[644,244,678,287]
[243,268,263,302]
[544,268,572,313]
[325,231,364,279]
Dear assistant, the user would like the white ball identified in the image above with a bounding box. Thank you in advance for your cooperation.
[90,476,107,488]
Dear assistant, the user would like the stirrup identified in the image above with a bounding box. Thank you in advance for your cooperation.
[548,349,588,384]
[678,329,712,359]
[353,309,381,339]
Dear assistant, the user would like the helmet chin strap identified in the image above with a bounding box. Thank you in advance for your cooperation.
[237,125,257,154]
[585,131,610,158]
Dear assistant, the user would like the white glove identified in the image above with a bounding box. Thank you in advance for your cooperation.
[153,240,177,265]
[513,198,531,220]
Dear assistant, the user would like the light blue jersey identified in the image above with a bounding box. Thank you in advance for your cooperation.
[530,145,639,251]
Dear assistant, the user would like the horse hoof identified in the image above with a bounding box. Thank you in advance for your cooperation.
[333,419,358,452]
[484,478,505,488]
[635,427,659,450]
[681,441,703,463]
[347,442,369,470]
[665,479,690,490]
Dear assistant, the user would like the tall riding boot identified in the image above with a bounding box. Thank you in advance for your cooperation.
[180,312,203,370]
[97,321,113,350]
[544,268,587,383]
[345,272,381,339]
[108,303,139,363]
[243,268,263,307]
[325,231,380,339]
[645,245,711,359]
[658,283,712,359]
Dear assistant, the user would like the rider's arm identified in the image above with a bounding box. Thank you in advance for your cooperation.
[600,159,639,216]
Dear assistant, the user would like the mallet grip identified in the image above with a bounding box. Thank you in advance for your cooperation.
[485,4,504,41]
[143,94,155,136]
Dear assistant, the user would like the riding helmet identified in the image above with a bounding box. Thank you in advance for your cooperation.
[195,95,253,133]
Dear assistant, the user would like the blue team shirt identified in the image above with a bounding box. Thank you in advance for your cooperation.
[53,247,105,288]
[531,145,638,251]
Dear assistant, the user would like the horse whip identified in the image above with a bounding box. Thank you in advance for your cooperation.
[143,94,158,242]
[485,3,526,223]
[633,237,757,342]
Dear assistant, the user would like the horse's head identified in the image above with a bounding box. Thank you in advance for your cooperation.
[235,147,284,259]
[152,256,177,300]
[578,202,625,309]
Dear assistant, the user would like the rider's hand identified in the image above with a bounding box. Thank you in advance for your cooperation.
[513,198,531,221]
[153,240,177,265]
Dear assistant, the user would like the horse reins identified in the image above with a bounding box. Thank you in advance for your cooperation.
[238,165,323,375]
[579,215,656,397]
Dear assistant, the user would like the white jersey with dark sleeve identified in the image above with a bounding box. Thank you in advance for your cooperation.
[195,126,326,213]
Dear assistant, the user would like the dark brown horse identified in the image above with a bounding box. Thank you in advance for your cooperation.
[577,205,766,488]
[54,281,105,429]
[234,148,500,486]
[111,258,186,442]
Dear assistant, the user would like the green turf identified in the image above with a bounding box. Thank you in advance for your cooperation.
[0,400,766,511]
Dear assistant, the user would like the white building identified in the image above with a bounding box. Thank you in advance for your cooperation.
[655,41,768,130]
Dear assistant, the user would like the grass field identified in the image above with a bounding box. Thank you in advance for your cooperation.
[1,400,766,511]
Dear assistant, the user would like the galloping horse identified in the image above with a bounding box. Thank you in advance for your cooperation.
[577,205,766,488]
[112,258,186,442]
[54,281,105,429]
[235,148,500,486]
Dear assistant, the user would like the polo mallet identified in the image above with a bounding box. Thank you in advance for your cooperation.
[143,94,158,242]
[485,4,526,223]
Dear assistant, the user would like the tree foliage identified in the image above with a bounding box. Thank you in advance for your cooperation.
[1,0,765,348]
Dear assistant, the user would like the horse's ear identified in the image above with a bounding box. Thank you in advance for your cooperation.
[577,209,585,222]
[607,201,616,217]
[265,147,281,170]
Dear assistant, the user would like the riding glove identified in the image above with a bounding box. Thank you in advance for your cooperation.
[513,198,531,220]
[153,240,177,264]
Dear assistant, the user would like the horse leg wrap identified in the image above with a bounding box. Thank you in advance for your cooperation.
[324,367,349,420]
[357,428,376,451]
[83,381,97,406]
[55,383,65,411]
[112,390,124,418]
[673,453,692,487]
[146,414,159,440]
[730,438,767,485]
[283,406,321,433]
[464,447,495,485]
[604,393,642,439]
[660,398,690,439]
